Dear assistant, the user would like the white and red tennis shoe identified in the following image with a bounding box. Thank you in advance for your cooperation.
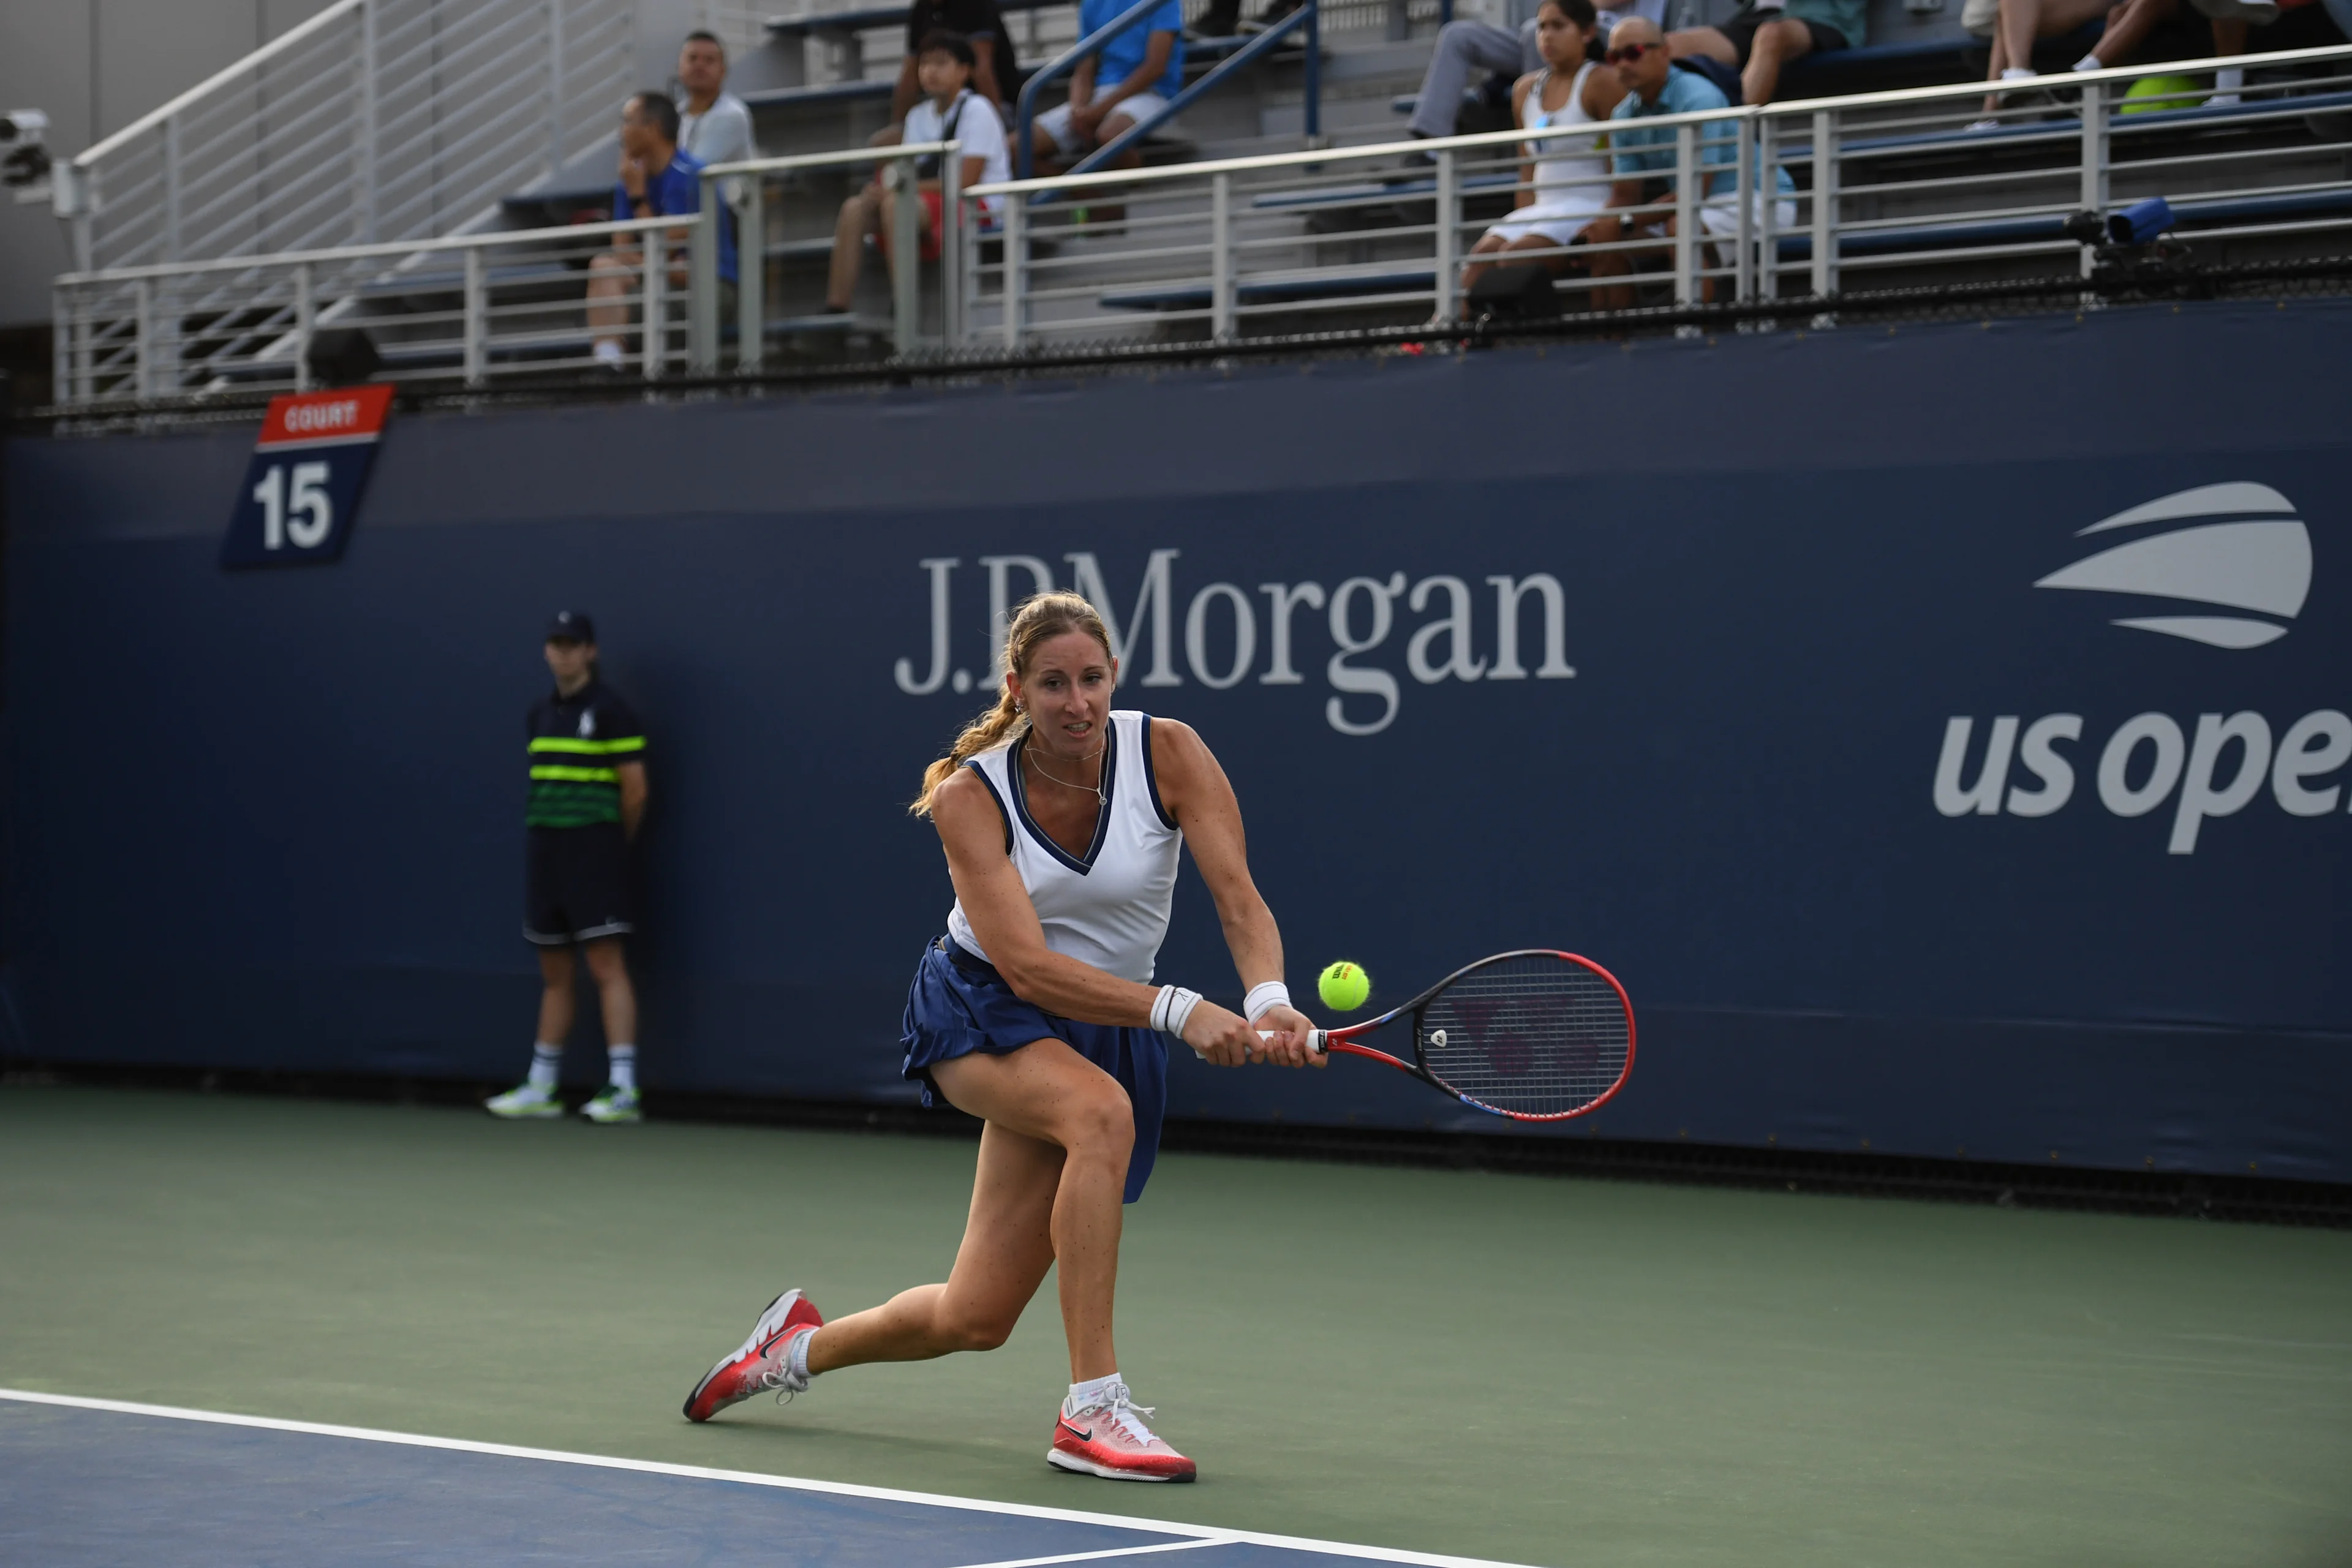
[681,1288,823,1422]
[1047,1382,1196,1482]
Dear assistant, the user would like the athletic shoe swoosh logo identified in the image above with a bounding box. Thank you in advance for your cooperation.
[1058,1420,1093,1442]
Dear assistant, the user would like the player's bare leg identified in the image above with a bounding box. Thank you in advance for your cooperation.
[810,1039,1131,1378]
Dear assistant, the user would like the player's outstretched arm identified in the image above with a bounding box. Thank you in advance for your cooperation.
[1150,719,1323,1069]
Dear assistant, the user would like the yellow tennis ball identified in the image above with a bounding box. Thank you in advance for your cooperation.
[1318,961,1370,1011]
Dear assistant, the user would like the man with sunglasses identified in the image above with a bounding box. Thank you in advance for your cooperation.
[1582,18,1796,307]
[1668,0,1861,105]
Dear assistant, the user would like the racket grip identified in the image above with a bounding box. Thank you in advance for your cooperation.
[1254,1028,1330,1054]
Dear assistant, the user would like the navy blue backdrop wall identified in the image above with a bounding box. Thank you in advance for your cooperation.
[6,300,2347,1180]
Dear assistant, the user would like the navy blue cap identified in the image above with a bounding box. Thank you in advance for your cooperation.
[545,609,597,643]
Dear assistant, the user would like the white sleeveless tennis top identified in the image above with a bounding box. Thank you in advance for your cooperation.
[1521,62,1608,213]
[946,710,1183,985]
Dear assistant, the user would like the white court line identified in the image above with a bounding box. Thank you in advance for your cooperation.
[951,1539,1233,1568]
[0,1388,1540,1568]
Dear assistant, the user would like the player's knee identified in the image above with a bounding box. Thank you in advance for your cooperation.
[1064,1084,1134,1158]
[937,1304,1017,1352]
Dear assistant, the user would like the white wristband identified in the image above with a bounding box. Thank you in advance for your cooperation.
[1152,985,1203,1038]
[1243,982,1291,1023]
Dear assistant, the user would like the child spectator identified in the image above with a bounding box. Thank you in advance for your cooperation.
[826,32,1011,315]
[1026,0,1184,172]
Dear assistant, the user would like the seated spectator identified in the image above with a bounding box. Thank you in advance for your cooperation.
[1582,20,1797,309]
[894,0,1017,117]
[1668,0,1864,104]
[826,32,1011,315]
[1460,0,1627,293]
[1404,0,1667,151]
[677,31,755,169]
[588,92,737,371]
[1026,0,1183,173]
[1971,0,2277,121]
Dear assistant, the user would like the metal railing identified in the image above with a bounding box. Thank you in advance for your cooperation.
[51,0,633,274]
[52,216,701,404]
[694,143,963,364]
[48,43,2352,402]
[954,43,2352,346]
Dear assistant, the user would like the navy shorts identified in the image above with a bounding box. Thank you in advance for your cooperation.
[524,823,634,946]
[900,937,1170,1204]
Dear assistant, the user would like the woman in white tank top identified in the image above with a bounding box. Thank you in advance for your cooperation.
[679,592,1322,1483]
[1460,0,1627,294]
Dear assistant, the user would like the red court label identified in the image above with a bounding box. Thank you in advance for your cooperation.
[255,385,396,450]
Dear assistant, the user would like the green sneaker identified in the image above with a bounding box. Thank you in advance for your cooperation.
[485,1082,562,1119]
[581,1084,642,1124]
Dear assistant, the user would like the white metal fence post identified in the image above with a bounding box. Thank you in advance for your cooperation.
[1673,123,1697,306]
[134,277,155,401]
[690,199,720,373]
[1433,148,1458,322]
[891,163,921,356]
[463,246,486,386]
[739,177,767,372]
[1758,112,1780,309]
[941,150,963,349]
[293,263,315,391]
[2080,78,2108,282]
[644,247,667,380]
[1002,195,1027,351]
[1809,107,1835,304]
[1733,113,1754,304]
[1211,172,1235,341]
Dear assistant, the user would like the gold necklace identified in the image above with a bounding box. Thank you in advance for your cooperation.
[1023,734,1107,805]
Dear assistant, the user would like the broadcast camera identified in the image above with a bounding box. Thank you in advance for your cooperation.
[2,109,53,203]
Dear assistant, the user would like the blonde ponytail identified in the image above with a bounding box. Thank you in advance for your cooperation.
[911,591,1113,817]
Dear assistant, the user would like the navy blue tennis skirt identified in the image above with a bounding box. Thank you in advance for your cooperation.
[900,936,1169,1204]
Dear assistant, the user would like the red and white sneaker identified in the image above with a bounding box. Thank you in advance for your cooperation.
[681,1288,824,1423]
[1047,1381,1196,1482]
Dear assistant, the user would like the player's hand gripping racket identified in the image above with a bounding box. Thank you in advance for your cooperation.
[1261,950,1635,1121]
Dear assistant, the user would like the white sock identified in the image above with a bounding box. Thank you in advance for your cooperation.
[1066,1372,1123,1411]
[2002,67,2037,81]
[2215,66,2243,92]
[2072,53,2103,71]
[606,1044,636,1093]
[788,1325,816,1381]
[527,1044,561,1090]
[592,339,624,365]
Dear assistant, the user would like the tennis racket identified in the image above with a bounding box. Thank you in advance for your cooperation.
[1257,950,1635,1122]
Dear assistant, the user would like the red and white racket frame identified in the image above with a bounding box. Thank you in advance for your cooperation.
[1302,948,1638,1122]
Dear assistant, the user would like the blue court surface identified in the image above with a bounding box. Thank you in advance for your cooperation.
[0,1391,1527,1567]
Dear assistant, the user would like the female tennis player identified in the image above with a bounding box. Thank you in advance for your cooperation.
[681,591,1320,1481]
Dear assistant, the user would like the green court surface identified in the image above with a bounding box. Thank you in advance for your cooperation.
[4,1085,2348,1567]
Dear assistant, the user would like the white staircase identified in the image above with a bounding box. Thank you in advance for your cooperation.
[53,0,636,274]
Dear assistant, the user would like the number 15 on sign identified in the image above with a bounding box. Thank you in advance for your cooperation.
[251,461,335,551]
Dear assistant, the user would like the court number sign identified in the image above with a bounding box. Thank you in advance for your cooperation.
[221,386,395,568]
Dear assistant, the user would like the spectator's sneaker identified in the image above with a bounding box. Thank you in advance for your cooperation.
[1047,1382,1196,1482]
[581,1084,641,1123]
[484,1082,562,1119]
[682,1289,824,1422]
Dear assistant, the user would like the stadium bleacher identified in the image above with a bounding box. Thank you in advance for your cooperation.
[37,0,2352,402]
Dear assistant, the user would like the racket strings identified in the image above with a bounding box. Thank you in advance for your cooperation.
[1417,954,1630,1117]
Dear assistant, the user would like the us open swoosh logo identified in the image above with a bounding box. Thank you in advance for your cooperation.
[2033,481,2313,649]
